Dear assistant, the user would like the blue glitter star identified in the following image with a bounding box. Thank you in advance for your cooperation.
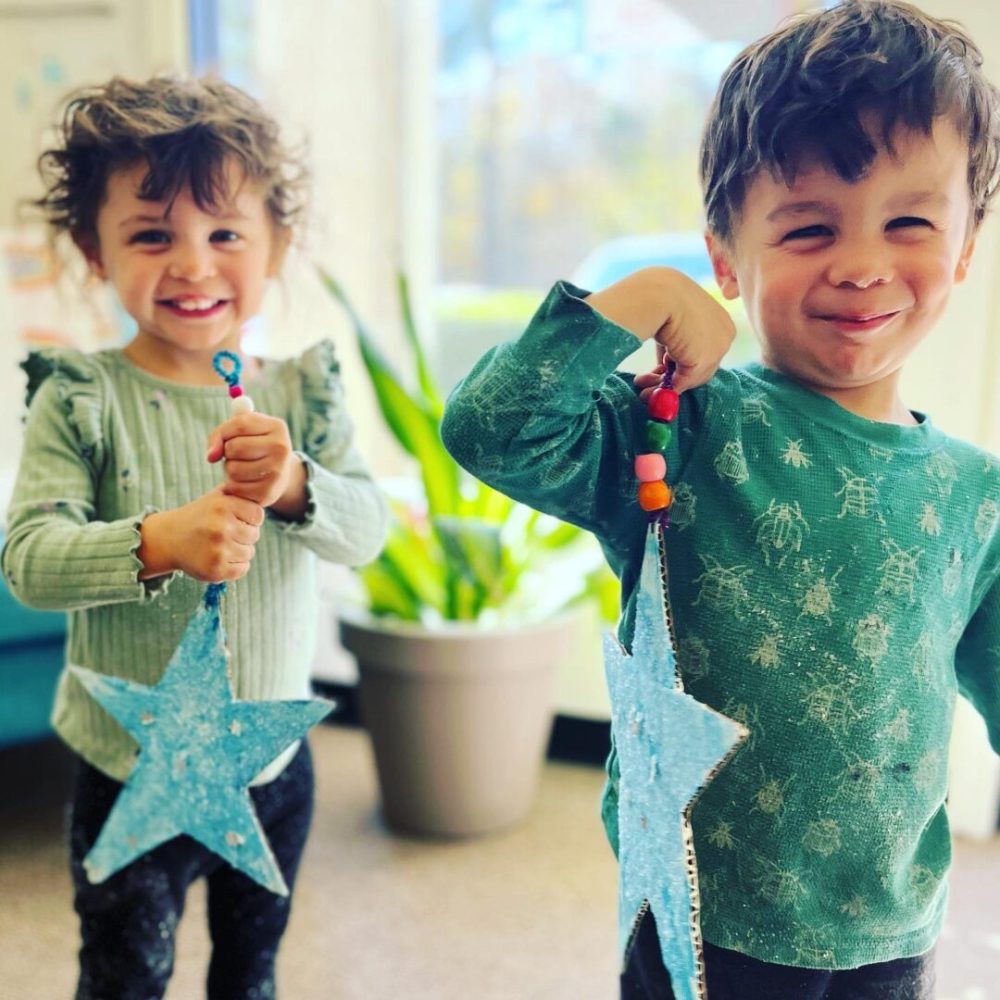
[604,526,747,1000]
[70,584,333,896]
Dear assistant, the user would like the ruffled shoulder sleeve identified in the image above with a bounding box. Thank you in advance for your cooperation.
[294,339,355,464]
[21,348,106,457]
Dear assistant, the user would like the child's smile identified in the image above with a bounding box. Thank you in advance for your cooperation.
[707,116,977,423]
[86,158,287,383]
[156,296,230,318]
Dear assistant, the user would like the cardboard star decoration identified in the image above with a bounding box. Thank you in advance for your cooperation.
[71,583,333,895]
[604,526,747,1000]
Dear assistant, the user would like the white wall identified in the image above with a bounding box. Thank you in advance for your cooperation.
[248,1,419,478]
[0,0,188,229]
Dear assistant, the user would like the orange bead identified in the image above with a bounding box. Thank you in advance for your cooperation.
[638,480,673,512]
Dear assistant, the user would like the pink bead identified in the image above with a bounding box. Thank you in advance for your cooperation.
[634,453,666,482]
[229,385,244,398]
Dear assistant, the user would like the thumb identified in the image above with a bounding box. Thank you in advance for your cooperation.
[669,360,701,394]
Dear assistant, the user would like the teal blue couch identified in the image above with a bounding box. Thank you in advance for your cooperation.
[0,537,66,747]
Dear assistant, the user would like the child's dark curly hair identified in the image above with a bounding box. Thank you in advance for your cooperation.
[33,75,308,250]
[700,0,1000,242]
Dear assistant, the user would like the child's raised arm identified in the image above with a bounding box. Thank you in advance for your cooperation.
[583,266,734,393]
[442,268,733,550]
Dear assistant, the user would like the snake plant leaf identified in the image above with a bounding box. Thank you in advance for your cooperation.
[357,562,423,621]
[580,563,622,624]
[317,266,460,516]
[468,478,516,522]
[317,267,417,453]
[379,517,448,612]
[527,520,582,551]
[319,265,621,626]
[397,272,443,420]
[433,515,508,616]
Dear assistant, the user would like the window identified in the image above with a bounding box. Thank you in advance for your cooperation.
[434,0,812,388]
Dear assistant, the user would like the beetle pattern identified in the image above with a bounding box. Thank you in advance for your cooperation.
[780,438,813,469]
[797,566,843,624]
[851,614,891,667]
[668,482,697,529]
[835,467,879,519]
[714,441,750,485]
[876,539,923,601]
[754,499,810,567]
[692,555,753,614]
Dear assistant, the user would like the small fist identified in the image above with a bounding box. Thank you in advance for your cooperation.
[206,412,305,510]
[139,488,264,583]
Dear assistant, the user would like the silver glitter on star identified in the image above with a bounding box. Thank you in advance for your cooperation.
[604,526,747,1000]
[71,584,333,895]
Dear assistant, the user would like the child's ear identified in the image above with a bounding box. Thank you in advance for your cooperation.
[953,234,977,283]
[705,231,740,300]
[266,225,292,278]
[73,234,107,281]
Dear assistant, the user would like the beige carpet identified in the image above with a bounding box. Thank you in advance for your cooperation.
[0,725,996,999]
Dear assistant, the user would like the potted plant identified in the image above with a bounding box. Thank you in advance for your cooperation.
[318,268,616,836]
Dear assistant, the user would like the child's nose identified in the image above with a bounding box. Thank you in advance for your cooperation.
[827,247,892,289]
[167,243,217,281]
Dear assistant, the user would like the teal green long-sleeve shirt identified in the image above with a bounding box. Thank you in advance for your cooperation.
[441,282,1000,969]
[2,342,387,784]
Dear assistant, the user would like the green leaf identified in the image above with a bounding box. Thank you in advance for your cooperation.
[579,564,622,624]
[356,563,421,620]
[433,516,506,612]
[397,272,443,420]
[379,520,448,613]
[317,266,460,516]
[530,520,582,551]
[468,479,515,523]
[317,263,616,627]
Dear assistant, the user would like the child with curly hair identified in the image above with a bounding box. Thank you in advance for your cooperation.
[2,75,387,999]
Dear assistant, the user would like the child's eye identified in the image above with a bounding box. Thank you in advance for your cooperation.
[210,229,241,243]
[886,216,932,230]
[783,225,832,241]
[130,229,170,245]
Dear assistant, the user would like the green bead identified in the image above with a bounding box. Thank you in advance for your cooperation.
[645,420,673,451]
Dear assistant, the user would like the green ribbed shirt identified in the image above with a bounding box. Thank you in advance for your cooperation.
[2,342,387,783]
[441,282,1000,969]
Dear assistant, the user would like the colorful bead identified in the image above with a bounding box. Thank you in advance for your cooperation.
[229,385,244,399]
[230,395,256,415]
[645,421,673,451]
[638,481,673,512]
[647,386,680,422]
[635,453,667,482]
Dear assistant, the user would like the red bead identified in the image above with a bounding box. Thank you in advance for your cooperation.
[229,385,244,398]
[647,386,679,422]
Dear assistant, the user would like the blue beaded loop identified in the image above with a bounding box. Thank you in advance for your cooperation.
[212,350,242,388]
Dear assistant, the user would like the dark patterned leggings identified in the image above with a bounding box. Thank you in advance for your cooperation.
[70,741,314,1000]
[620,907,936,1000]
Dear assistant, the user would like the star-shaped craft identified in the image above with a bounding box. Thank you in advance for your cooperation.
[604,526,747,1000]
[70,583,333,896]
